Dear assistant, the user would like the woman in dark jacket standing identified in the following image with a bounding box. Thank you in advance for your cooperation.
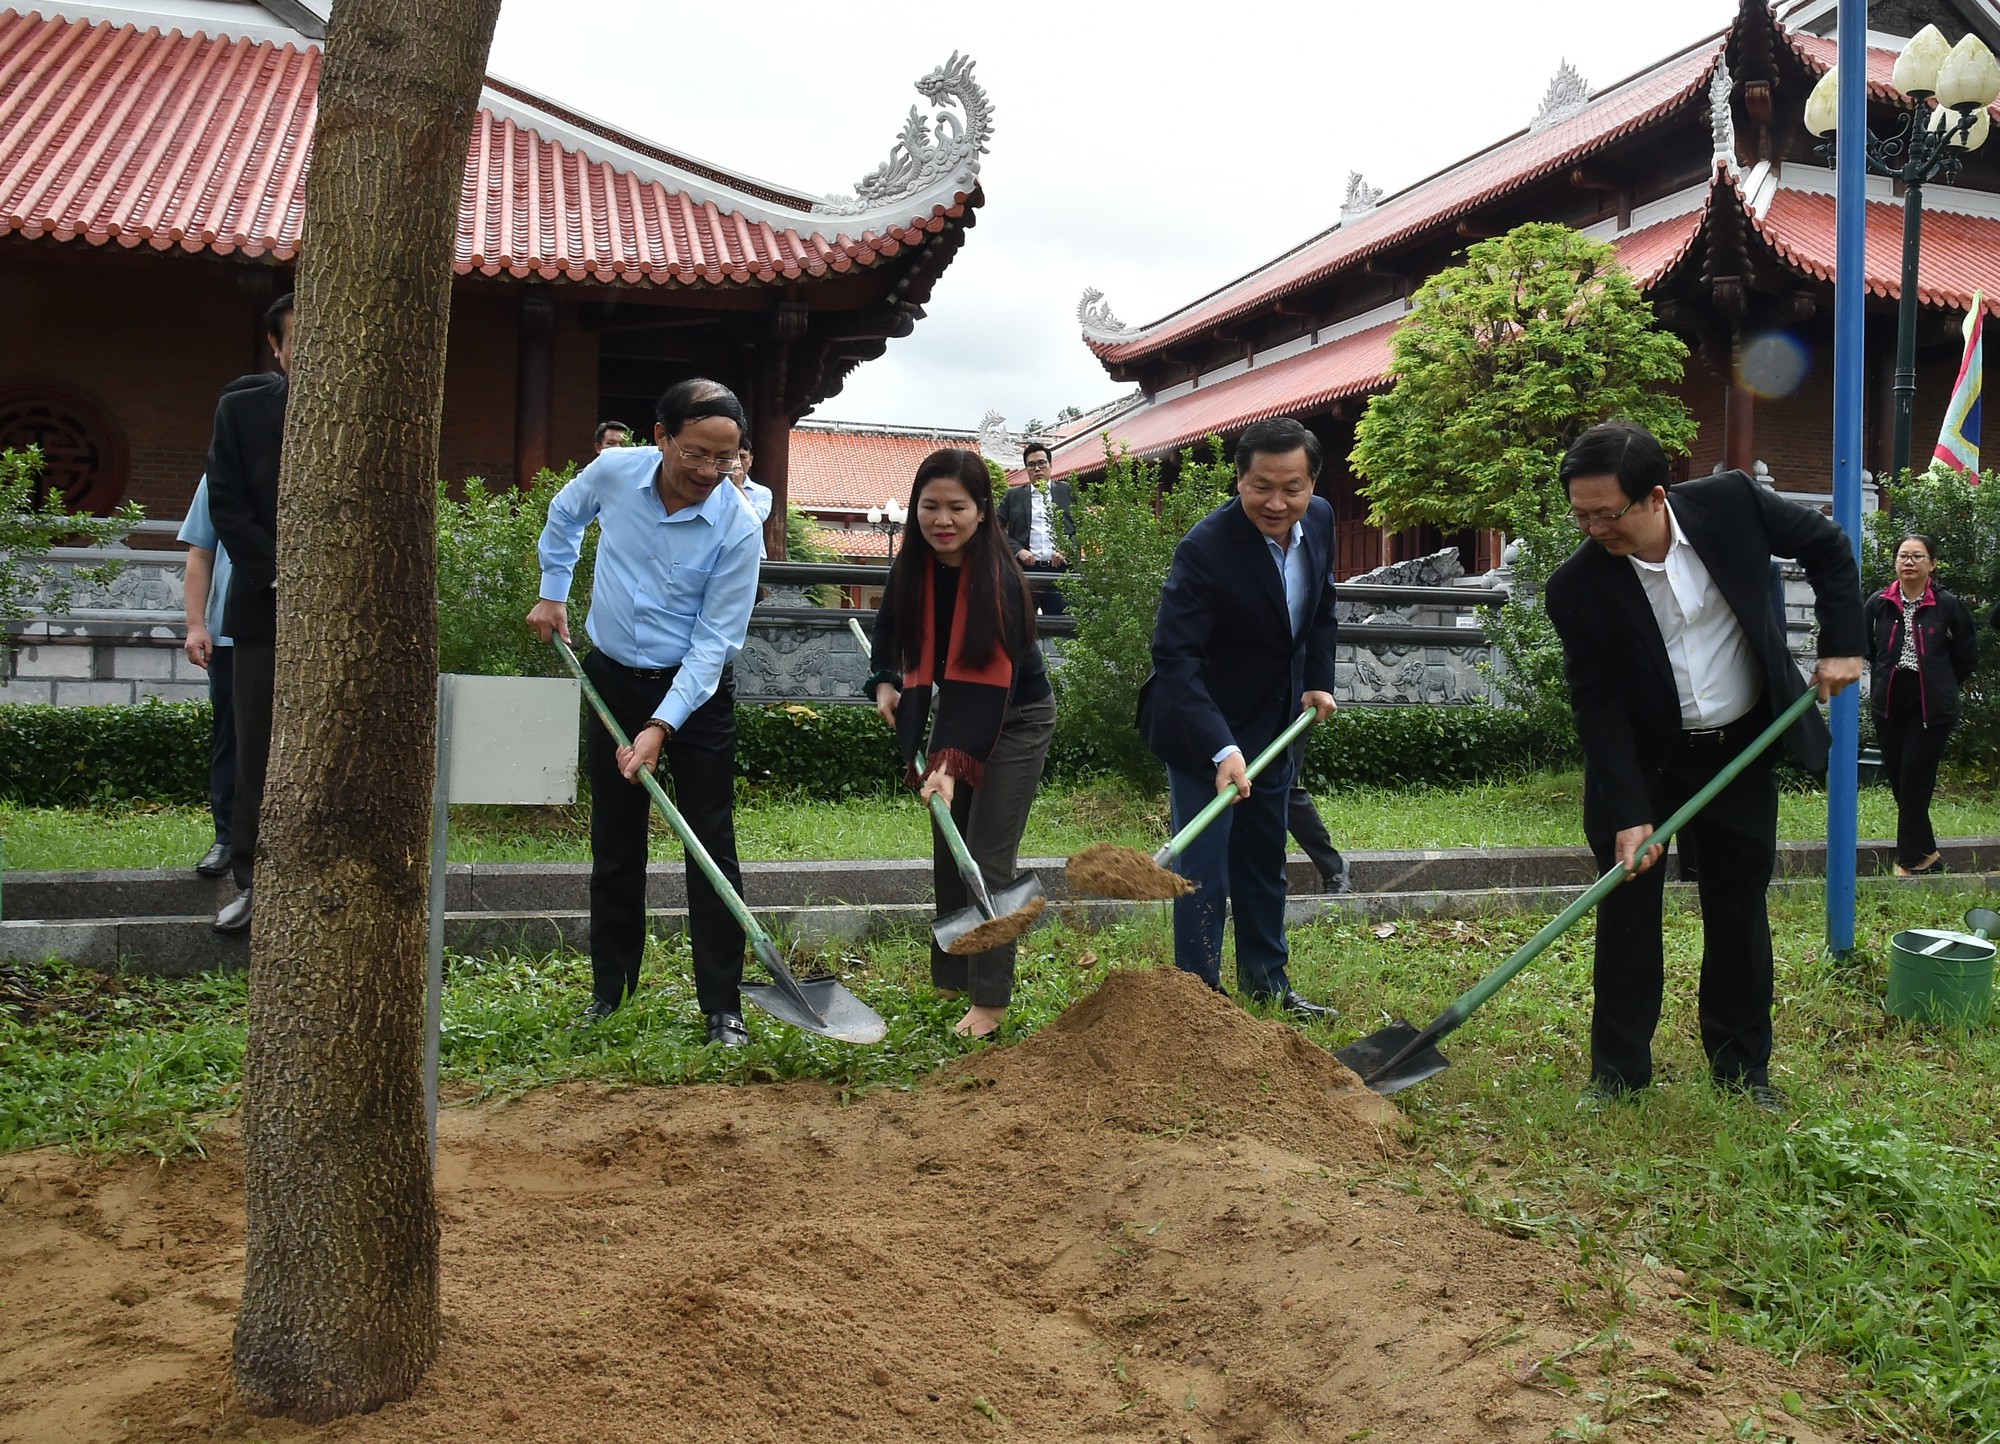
[866,449,1057,1038]
[1864,534,1979,875]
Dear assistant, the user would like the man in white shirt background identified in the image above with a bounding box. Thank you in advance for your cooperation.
[999,442,1073,615]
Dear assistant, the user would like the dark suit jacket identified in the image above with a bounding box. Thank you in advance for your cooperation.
[204,372,289,644]
[1137,496,1339,776]
[1545,471,1864,844]
[998,480,1074,557]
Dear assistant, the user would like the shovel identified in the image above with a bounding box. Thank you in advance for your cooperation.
[846,617,1048,955]
[552,635,886,1045]
[1337,688,1820,1094]
[1067,707,1319,900]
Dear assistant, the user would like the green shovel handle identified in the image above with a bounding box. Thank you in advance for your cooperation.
[846,616,995,920]
[550,635,783,961]
[1442,687,1821,1026]
[1157,707,1320,868]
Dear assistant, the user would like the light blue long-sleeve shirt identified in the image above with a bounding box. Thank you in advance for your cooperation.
[537,446,762,731]
[175,476,233,645]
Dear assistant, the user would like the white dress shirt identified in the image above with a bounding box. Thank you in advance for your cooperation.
[1628,501,1761,728]
[1028,485,1055,561]
[1213,520,1311,764]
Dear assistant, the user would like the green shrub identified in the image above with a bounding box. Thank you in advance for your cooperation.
[0,700,210,806]
[437,465,589,677]
[0,700,1577,809]
[1864,466,2000,778]
[2,446,145,655]
[1057,439,1235,788]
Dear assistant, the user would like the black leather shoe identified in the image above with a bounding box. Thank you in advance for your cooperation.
[706,1011,751,1048]
[1277,990,1335,1023]
[195,842,231,878]
[1741,1082,1788,1115]
[1321,861,1353,896]
[213,888,253,934]
[580,998,619,1026]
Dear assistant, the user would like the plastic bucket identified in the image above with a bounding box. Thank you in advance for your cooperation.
[1887,928,1997,1026]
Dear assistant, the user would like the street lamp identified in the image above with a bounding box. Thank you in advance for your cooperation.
[1806,25,2000,476]
[864,498,909,555]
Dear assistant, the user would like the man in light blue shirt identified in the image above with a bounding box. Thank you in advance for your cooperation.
[177,476,236,880]
[529,379,763,1044]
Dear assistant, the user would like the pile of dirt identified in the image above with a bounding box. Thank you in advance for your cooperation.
[0,968,1850,1443]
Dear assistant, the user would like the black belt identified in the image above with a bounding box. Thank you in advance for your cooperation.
[1679,711,1763,748]
[595,653,681,681]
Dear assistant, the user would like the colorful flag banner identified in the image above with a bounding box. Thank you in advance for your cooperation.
[1932,290,1983,479]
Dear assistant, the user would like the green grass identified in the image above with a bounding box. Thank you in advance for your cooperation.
[6,884,2000,1435]
[5,768,1995,871]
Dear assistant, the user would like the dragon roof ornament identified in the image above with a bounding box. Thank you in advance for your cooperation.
[1078,287,1133,342]
[1340,171,1383,223]
[977,410,1026,467]
[818,52,994,218]
[1530,59,1592,131]
[1710,57,1739,177]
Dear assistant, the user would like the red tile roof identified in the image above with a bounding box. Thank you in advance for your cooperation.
[808,523,894,560]
[1750,186,2000,313]
[1052,210,1704,478]
[0,9,980,284]
[787,425,979,509]
[1085,40,1721,366]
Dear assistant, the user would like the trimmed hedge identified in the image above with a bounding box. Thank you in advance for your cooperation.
[0,700,1581,809]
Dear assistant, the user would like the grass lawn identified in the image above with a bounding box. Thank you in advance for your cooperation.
[4,883,1999,1436]
[5,768,1996,871]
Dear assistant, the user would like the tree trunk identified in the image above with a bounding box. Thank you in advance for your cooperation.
[232,0,501,1421]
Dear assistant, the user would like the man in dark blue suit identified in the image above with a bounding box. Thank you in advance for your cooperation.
[1137,417,1340,1019]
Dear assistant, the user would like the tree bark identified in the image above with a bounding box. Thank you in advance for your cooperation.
[232,0,501,1421]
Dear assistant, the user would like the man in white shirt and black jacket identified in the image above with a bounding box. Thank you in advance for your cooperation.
[1546,421,1864,1111]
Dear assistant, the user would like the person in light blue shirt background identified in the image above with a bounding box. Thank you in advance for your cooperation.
[177,475,236,881]
[529,379,763,1045]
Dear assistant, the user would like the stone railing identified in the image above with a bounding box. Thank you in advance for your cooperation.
[5,552,1504,708]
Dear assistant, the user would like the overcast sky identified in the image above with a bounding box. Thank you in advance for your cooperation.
[486,0,1739,433]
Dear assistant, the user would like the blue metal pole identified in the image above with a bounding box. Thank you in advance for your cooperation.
[1827,4,1867,957]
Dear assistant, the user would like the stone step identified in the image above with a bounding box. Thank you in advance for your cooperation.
[3,871,1993,978]
[7,840,1998,923]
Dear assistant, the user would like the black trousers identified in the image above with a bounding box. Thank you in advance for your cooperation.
[1588,711,1779,1093]
[1285,735,1345,882]
[583,649,744,1016]
[1023,559,1067,616]
[1877,671,1953,867]
[228,640,275,891]
[206,644,238,847]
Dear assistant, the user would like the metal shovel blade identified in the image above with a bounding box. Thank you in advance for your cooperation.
[741,935,887,1044]
[1335,1020,1452,1096]
[936,872,1048,956]
[742,976,887,1045]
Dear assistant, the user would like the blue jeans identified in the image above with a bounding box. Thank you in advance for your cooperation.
[1167,758,1293,1000]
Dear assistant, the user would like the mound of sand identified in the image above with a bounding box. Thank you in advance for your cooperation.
[0,968,1846,1443]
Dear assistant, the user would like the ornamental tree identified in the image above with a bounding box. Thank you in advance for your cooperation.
[1350,221,1697,540]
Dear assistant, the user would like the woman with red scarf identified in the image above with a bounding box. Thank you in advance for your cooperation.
[865,449,1057,1038]
[1863,534,1979,876]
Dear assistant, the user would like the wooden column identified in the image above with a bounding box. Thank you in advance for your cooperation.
[754,304,805,558]
[1722,378,1756,473]
[513,287,554,490]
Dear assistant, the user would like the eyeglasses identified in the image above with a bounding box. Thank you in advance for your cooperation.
[1569,498,1639,530]
[1025,458,1052,471]
[669,442,742,474]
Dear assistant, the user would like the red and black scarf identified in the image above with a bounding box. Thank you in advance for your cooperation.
[897,556,1016,789]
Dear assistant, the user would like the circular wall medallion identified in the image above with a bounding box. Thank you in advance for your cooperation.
[0,382,130,512]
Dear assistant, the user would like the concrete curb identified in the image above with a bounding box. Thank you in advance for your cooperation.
[9,839,1999,923]
[4,873,1993,977]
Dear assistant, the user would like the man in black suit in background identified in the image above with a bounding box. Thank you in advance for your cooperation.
[1138,417,1339,1020]
[999,441,1074,614]
[1546,421,1863,1110]
[204,292,294,935]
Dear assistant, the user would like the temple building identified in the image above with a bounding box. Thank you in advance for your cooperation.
[1050,0,2000,578]
[0,1,992,551]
